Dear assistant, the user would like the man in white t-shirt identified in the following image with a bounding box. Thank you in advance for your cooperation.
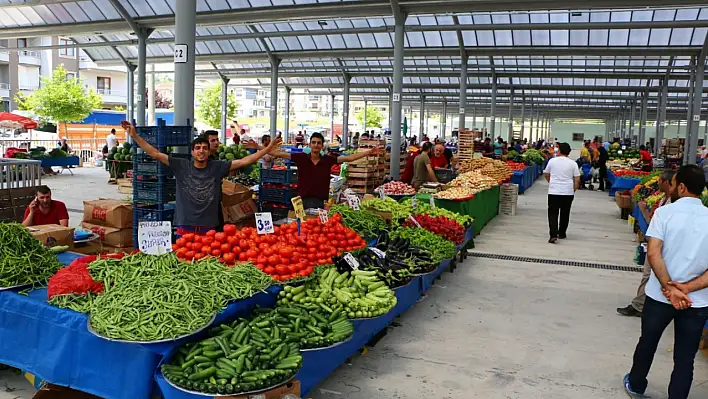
[106,129,117,149]
[623,165,708,399]
[543,142,580,243]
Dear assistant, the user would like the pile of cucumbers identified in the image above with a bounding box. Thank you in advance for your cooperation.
[270,296,354,349]
[161,317,303,395]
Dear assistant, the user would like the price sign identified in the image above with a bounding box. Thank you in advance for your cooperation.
[174,44,188,63]
[318,208,329,224]
[291,196,306,220]
[377,186,386,199]
[429,196,436,209]
[343,253,360,270]
[347,194,360,210]
[255,213,274,234]
[370,247,386,259]
[408,215,421,228]
[138,221,172,255]
[411,197,417,210]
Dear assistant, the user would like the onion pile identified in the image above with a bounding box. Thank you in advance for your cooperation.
[377,181,416,195]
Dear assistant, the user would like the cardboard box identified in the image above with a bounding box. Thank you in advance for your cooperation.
[223,198,257,223]
[29,224,75,248]
[80,221,133,248]
[83,199,133,229]
[33,383,102,399]
[72,241,135,255]
[222,181,254,204]
[227,380,300,399]
[615,192,633,210]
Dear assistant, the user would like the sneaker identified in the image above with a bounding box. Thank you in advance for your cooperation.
[617,305,642,317]
[558,234,567,239]
[548,237,557,244]
[623,374,650,398]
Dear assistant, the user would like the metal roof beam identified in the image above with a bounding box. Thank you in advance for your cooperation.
[107,0,141,35]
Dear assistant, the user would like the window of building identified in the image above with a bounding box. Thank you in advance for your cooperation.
[97,77,111,92]
[59,39,74,57]
[572,133,584,141]
[17,38,27,48]
[65,72,76,80]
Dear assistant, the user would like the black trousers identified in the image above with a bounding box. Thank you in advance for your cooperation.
[547,194,574,238]
[598,164,608,191]
[628,297,708,398]
[302,197,325,210]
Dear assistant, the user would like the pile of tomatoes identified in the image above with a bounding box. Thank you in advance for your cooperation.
[172,213,367,281]
[505,161,527,171]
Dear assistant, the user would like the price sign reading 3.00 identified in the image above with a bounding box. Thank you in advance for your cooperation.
[255,213,274,234]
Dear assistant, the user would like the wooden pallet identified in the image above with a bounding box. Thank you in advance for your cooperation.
[348,170,385,179]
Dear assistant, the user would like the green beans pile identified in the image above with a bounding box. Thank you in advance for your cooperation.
[0,223,63,288]
[391,227,456,263]
[47,293,97,313]
[328,204,387,238]
[84,253,272,341]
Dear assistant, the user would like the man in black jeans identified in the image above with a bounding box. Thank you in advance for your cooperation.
[624,165,708,399]
[596,145,609,192]
[543,143,580,243]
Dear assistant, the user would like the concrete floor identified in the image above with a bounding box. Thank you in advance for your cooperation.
[2,172,707,398]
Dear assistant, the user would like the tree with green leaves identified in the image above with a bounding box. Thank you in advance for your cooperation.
[356,106,384,129]
[197,81,237,129]
[15,65,102,124]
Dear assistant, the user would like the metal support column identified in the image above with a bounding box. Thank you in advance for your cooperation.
[620,106,627,139]
[459,55,468,131]
[269,58,279,139]
[418,95,425,142]
[529,101,534,142]
[363,99,367,134]
[687,54,705,164]
[342,75,351,149]
[535,107,540,143]
[471,107,476,129]
[441,100,447,139]
[388,86,393,129]
[136,29,151,126]
[656,79,668,154]
[125,64,136,125]
[284,87,291,144]
[220,75,229,144]
[174,0,196,130]
[629,98,637,145]
[639,91,648,147]
[148,64,155,125]
[507,88,514,139]
[482,112,487,133]
[490,73,497,139]
[330,94,335,142]
[520,94,525,140]
[389,8,405,179]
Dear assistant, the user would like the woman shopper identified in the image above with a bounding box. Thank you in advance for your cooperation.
[596,144,610,192]
[543,142,580,243]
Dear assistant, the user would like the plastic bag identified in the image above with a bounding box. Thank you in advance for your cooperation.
[46,255,121,298]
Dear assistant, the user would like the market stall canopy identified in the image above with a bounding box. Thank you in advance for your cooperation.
[0,112,38,130]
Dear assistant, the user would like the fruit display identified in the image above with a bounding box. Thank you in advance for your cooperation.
[107,142,133,162]
[376,181,416,195]
[277,267,397,319]
[446,171,499,192]
[175,216,367,282]
[0,223,63,288]
[505,161,526,171]
[631,174,661,203]
[327,204,387,238]
[611,169,650,178]
[458,157,512,181]
[402,214,464,245]
[391,227,456,263]
[217,144,250,161]
[161,316,303,395]
[645,193,665,209]
[608,146,640,161]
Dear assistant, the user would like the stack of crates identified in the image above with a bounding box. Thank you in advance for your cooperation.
[132,119,193,244]
[258,164,299,221]
[499,183,519,216]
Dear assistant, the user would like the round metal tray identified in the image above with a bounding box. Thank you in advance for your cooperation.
[162,371,297,397]
[300,333,354,352]
[0,283,34,292]
[391,279,415,291]
[86,314,217,344]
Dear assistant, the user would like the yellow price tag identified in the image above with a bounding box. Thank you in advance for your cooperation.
[628,215,635,227]
[291,196,306,220]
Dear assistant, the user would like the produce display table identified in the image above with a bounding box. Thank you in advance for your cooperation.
[632,204,649,235]
[510,165,539,194]
[607,170,616,186]
[415,186,499,235]
[609,177,641,197]
[0,252,280,399]
[40,156,80,175]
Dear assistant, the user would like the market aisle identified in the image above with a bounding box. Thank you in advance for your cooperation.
[474,179,637,266]
[312,180,708,399]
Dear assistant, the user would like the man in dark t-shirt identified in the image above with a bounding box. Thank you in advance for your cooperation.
[270,132,381,209]
[122,122,280,232]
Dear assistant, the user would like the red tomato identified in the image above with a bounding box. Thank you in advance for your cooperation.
[211,249,222,257]
[214,232,226,243]
[201,246,211,254]
[298,269,309,277]
[239,241,250,250]
[175,237,186,247]
[279,247,293,258]
[226,236,238,246]
[246,249,259,259]
[330,240,339,247]
[257,255,268,265]
[306,266,314,274]
[258,242,269,250]
[194,252,204,260]
[287,264,297,273]
[220,243,231,253]
[172,244,179,251]
[203,236,215,246]
[275,265,288,275]
[231,246,241,255]
[184,250,195,259]
[223,224,237,236]
[223,252,235,264]
[182,233,195,242]
[206,230,216,237]
[307,253,317,261]
[268,255,280,266]
[210,241,221,250]
[254,263,265,270]
[264,266,275,274]
[238,252,247,261]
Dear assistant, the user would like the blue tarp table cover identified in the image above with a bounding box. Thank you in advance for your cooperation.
[510,165,538,194]
[419,258,452,293]
[632,204,649,235]
[0,252,281,399]
[40,156,80,168]
[609,177,641,197]
[607,170,616,186]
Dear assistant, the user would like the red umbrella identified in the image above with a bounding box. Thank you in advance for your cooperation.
[0,112,38,130]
